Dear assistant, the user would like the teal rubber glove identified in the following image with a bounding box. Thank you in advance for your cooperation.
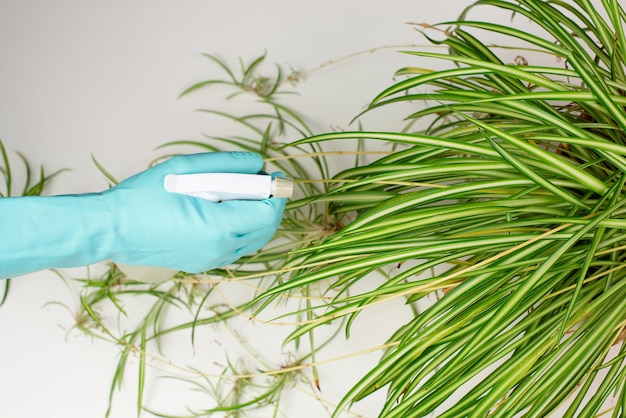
[0,151,286,279]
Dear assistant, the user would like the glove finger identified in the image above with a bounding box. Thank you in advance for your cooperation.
[212,213,283,267]
[234,224,277,247]
[155,151,264,175]
[215,198,286,235]
[181,198,284,271]
[235,239,272,259]
[216,236,272,267]
[263,197,287,227]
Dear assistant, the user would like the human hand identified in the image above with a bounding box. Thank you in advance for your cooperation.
[102,151,286,273]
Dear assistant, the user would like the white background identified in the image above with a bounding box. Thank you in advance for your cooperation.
[0,1,580,418]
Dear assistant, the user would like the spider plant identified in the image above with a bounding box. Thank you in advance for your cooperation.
[67,0,626,417]
[246,0,626,416]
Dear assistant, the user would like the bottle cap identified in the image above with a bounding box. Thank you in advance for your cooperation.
[272,177,294,198]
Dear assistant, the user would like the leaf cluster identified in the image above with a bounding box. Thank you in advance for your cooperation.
[248,0,626,416]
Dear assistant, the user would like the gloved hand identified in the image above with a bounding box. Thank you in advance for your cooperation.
[0,151,286,279]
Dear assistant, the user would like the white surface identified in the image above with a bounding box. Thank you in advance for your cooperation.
[0,1,545,417]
